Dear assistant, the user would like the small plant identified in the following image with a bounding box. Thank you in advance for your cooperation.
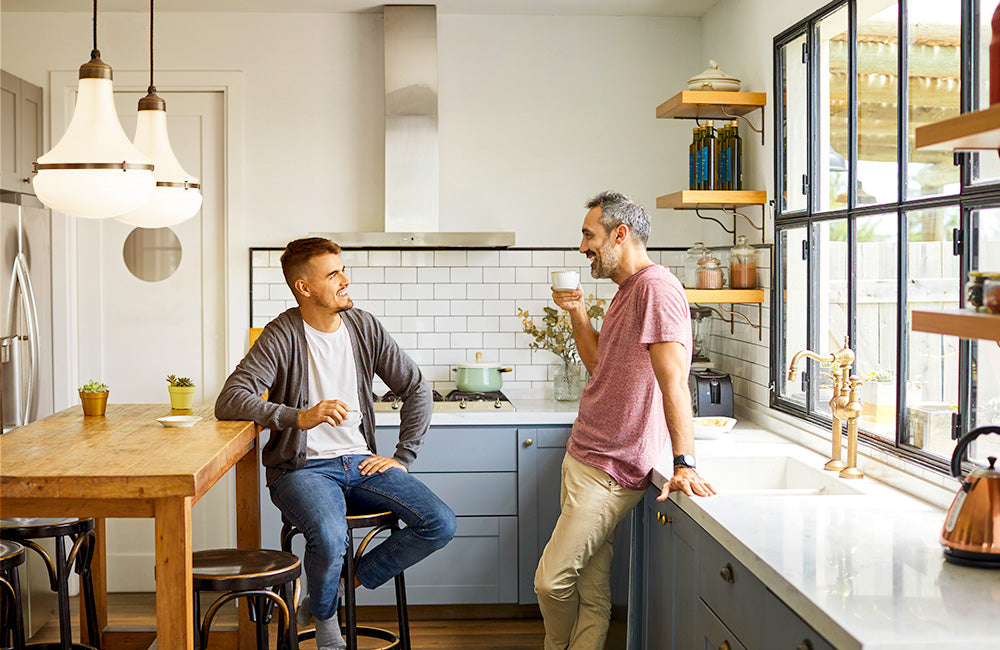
[79,380,109,394]
[166,375,195,388]
[517,295,607,366]
[864,368,894,382]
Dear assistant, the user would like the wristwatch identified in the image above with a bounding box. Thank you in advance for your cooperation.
[673,453,696,470]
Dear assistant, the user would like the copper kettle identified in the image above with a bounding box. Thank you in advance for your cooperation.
[940,425,1000,568]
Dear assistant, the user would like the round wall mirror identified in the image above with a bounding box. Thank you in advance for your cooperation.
[122,227,182,282]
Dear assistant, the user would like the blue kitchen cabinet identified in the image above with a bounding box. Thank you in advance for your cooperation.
[516,426,572,604]
[642,490,699,650]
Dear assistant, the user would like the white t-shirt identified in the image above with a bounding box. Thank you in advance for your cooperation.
[302,320,370,459]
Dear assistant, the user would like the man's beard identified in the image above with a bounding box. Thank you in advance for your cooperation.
[588,239,619,279]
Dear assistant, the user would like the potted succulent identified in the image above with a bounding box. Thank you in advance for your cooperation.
[517,294,606,401]
[166,375,196,411]
[79,380,109,416]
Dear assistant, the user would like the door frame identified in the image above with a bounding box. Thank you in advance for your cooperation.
[47,70,247,411]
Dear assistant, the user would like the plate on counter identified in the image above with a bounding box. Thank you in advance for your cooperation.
[693,416,737,439]
[156,416,203,428]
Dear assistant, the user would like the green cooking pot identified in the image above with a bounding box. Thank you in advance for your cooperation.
[453,357,512,392]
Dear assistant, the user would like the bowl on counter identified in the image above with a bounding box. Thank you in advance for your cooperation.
[693,416,737,440]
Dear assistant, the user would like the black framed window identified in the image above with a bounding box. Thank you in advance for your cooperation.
[772,0,997,471]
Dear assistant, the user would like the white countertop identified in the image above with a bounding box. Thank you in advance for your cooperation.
[650,425,1000,650]
[373,396,581,427]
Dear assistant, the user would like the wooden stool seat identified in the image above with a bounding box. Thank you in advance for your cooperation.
[0,518,99,650]
[281,509,411,650]
[191,549,301,650]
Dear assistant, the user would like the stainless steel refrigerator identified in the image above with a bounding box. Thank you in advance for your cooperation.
[1,191,53,433]
[1,189,57,635]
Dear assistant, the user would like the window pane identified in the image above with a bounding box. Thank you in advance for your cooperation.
[907,0,961,199]
[858,0,899,204]
[779,227,809,407]
[819,7,850,212]
[781,34,809,214]
[904,206,960,459]
[854,213,899,442]
[814,219,849,419]
[971,208,1000,464]
[974,0,1000,182]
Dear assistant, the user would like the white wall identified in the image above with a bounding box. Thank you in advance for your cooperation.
[1,10,705,248]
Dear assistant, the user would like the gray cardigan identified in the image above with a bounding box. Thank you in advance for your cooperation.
[215,307,431,486]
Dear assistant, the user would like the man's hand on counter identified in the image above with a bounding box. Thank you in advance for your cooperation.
[658,467,716,500]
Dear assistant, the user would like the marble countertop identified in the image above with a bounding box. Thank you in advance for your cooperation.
[373,396,580,427]
[650,425,999,649]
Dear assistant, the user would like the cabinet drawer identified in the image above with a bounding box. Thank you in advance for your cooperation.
[697,600,748,650]
[761,595,837,650]
[414,472,517,516]
[699,534,765,649]
[375,426,516,472]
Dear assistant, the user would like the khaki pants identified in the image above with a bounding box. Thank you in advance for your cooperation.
[534,453,646,650]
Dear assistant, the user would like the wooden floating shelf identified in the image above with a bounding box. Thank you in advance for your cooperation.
[657,190,767,210]
[685,289,766,303]
[914,103,1000,151]
[912,310,1000,342]
[656,91,767,120]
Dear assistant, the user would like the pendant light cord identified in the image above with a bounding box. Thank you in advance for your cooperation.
[91,0,98,57]
[148,0,155,91]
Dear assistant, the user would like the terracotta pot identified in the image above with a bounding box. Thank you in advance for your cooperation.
[79,391,109,416]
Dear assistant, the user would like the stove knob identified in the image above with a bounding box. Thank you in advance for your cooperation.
[494,399,502,409]
[392,400,401,410]
[460,399,468,409]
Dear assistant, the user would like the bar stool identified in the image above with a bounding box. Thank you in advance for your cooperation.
[281,511,411,650]
[1,540,27,650]
[191,548,300,650]
[0,518,99,650]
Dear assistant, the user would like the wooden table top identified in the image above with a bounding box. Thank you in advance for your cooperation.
[0,404,257,502]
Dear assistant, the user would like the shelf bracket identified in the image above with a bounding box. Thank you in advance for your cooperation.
[719,206,765,244]
[694,303,764,341]
[694,207,735,234]
[720,105,764,145]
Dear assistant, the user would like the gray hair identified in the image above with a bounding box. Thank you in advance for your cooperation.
[585,191,651,245]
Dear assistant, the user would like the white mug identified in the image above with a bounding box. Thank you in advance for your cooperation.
[341,410,362,427]
[551,270,580,291]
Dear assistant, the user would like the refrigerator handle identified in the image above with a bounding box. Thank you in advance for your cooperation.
[12,254,39,424]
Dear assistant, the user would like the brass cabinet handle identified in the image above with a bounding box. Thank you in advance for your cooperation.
[656,512,662,523]
[719,641,731,650]
[720,563,735,584]
[661,514,671,526]
[523,438,533,447]
[797,641,814,650]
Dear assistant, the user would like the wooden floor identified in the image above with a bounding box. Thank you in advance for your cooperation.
[29,592,548,649]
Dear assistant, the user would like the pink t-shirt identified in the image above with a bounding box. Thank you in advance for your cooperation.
[567,264,692,490]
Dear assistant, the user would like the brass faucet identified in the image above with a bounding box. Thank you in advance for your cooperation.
[787,338,864,477]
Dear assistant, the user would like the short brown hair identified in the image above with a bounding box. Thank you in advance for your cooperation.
[280,237,342,292]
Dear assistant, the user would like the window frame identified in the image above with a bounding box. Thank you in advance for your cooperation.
[770,0,992,472]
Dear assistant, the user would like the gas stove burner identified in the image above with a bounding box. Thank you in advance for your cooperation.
[444,390,508,402]
[376,390,444,403]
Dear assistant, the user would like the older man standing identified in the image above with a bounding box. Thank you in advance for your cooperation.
[534,191,716,649]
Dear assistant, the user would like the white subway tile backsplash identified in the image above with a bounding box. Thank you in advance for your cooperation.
[451,332,483,349]
[385,267,414,283]
[467,316,500,332]
[417,332,450,349]
[450,301,484,316]
[380,316,402,333]
[364,301,386,317]
[401,250,435,267]
[533,250,565,267]
[499,250,532,267]
[351,267,383,283]
[434,316,467,331]
[254,267,285,284]
[515,365,548,382]
[417,300,451,317]
[340,250,368,267]
[499,284,533,301]
[564,251,586,267]
[394,332,418,349]
[483,300,516,317]
[516,267,548,284]
[500,348,534,365]
[252,251,270,267]
[401,316,436,332]
[369,250,401,267]
[269,251,283,267]
[471,284,499,301]
[346,285,367,301]
[369,284,401,300]
[417,267,451,284]
[484,267,515,283]
[467,250,500,267]
[434,250,467,266]
[383,300,417,316]
[401,283,434,300]
[532,284,555,300]
[407,349,436,366]
[434,284,467,300]
[450,267,483,284]
[434,349,467,365]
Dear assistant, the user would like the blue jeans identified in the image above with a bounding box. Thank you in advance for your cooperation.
[269,455,456,621]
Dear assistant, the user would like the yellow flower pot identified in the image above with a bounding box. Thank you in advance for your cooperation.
[168,386,196,411]
[79,391,109,416]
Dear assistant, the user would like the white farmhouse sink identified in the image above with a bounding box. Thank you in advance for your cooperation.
[697,456,864,496]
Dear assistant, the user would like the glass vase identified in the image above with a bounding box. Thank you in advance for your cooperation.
[553,361,583,401]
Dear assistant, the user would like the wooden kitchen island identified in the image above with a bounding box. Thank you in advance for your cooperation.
[0,403,261,649]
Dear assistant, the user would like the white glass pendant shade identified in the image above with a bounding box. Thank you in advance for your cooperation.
[33,66,155,219]
[116,99,202,227]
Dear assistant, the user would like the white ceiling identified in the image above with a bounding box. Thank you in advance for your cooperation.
[2,0,720,18]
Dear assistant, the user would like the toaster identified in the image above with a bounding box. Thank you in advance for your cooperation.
[689,368,734,417]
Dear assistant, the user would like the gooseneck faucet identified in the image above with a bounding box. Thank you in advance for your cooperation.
[787,338,864,478]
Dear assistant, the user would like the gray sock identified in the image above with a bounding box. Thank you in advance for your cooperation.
[296,595,313,628]
[315,612,346,650]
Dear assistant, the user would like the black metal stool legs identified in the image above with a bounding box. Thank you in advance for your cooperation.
[0,566,26,650]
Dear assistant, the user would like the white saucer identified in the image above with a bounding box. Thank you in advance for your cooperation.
[156,416,203,428]
[693,416,737,440]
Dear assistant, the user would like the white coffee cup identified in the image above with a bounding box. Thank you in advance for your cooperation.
[341,410,362,427]
[551,270,580,290]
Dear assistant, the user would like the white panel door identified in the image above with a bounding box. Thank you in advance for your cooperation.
[75,90,228,591]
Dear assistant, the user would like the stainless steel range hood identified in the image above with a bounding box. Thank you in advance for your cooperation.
[316,5,514,249]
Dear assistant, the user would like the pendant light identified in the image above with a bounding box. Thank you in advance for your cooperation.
[32,0,155,219]
[117,0,202,227]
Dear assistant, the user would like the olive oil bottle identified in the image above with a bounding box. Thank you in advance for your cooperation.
[718,124,730,190]
[701,121,716,191]
[730,120,743,190]
[689,127,699,190]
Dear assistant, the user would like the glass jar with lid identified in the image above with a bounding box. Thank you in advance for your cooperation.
[729,235,757,289]
[984,275,1000,313]
[685,242,709,288]
[966,271,988,310]
[696,252,724,289]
